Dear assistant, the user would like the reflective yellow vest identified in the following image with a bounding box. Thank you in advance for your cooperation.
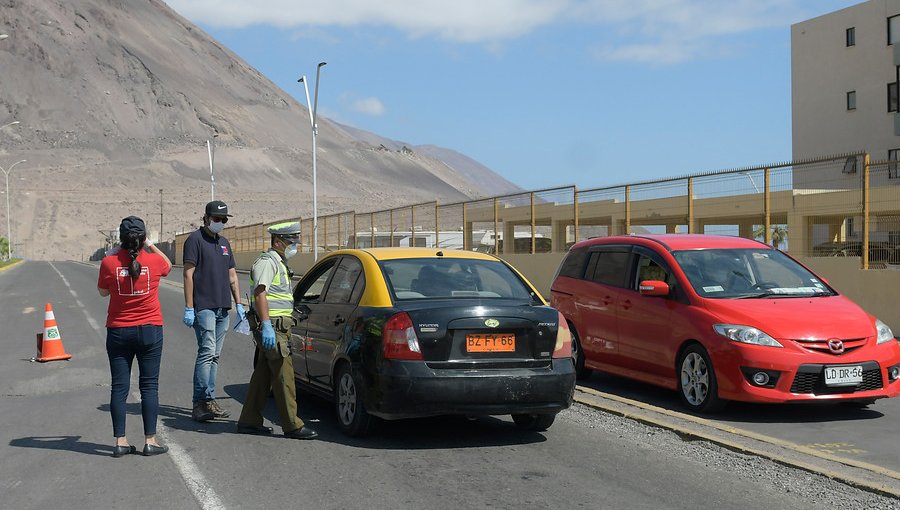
[250,250,293,317]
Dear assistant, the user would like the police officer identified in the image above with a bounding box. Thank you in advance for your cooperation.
[236,222,317,440]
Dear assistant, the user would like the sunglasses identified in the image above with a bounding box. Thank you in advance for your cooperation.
[209,216,228,224]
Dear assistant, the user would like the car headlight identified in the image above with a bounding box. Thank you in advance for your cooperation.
[875,319,896,345]
[713,324,783,347]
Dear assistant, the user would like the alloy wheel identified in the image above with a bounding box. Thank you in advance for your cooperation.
[338,372,357,425]
[680,352,709,406]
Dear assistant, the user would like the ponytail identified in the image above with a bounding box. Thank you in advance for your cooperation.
[121,231,145,278]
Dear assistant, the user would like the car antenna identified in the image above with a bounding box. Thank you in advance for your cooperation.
[436,250,444,257]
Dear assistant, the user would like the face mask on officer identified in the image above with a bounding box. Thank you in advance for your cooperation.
[207,216,227,234]
[278,236,298,259]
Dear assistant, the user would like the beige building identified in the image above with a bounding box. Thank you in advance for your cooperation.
[792,0,900,166]
[792,0,900,249]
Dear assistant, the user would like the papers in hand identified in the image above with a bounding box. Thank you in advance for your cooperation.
[233,317,251,335]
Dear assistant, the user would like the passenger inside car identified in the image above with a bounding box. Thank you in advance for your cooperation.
[411,265,449,297]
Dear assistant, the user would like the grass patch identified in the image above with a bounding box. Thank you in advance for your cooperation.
[0,258,22,268]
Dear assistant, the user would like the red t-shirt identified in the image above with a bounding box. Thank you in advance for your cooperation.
[98,249,171,327]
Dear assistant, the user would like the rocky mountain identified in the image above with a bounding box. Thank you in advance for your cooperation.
[0,0,521,260]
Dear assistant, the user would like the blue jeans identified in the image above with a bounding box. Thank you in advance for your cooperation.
[192,308,230,403]
[106,325,164,437]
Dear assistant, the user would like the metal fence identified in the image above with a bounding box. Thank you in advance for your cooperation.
[174,152,900,270]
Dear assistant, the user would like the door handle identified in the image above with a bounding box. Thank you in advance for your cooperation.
[334,314,345,326]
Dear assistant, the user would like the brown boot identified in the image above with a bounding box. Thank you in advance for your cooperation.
[192,401,214,422]
[210,400,230,419]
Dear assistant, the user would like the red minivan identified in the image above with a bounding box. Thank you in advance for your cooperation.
[550,234,900,412]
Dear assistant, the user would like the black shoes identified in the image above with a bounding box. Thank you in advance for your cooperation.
[236,423,274,435]
[112,445,136,458]
[111,444,167,457]
[284,426,318,440]
[142,444,169,456]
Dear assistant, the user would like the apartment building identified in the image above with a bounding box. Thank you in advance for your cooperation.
[792,0,900,173]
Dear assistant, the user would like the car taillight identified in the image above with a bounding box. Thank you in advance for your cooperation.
[552,312,573,359]
[383,312,423,360]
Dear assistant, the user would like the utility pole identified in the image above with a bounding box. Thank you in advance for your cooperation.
[159,188,163,243]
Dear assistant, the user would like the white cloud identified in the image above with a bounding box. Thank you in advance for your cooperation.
[167,0,828,63]
[351,97,386,116]
[167,0,569,42]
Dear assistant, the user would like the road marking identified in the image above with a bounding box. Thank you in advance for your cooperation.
[50,262,227,510]
[130,390,227,510]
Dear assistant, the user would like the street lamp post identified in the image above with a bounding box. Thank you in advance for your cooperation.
[298,61,327,261]
[207,133,218,201]
[1,159,26,260]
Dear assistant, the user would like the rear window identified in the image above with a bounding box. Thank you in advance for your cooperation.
[556,247,588,279]
[380,258,535,300]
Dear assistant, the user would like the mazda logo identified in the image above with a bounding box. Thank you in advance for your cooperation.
[827,338,845,354]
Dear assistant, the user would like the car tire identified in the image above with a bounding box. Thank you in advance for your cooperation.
[570,326,593,381]
[335,364,374,437]
[511,413,556,431]
[677,344,726,413]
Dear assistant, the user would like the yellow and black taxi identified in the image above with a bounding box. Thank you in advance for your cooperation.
[289,248,575,436]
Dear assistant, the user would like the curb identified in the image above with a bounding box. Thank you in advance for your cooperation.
[0,259,24,273]
[574,386,900,499]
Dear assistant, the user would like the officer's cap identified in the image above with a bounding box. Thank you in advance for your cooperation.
[268,221,301,241]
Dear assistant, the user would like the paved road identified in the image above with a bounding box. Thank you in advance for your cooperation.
[579,361,900,475]
[0,261,896,509]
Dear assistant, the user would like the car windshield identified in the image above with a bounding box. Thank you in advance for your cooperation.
[672,248,837,299]
[380,258,536,301]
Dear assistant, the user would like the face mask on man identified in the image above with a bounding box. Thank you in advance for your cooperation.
[284,243,298,259]
[208,221,225,234]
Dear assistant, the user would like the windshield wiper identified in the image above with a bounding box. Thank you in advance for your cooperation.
[732,292,774,299]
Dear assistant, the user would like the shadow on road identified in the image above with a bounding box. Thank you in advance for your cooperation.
[221,382,550,450]
[9,436,111,457]
[96,401,241,436]
[579,372,885,423]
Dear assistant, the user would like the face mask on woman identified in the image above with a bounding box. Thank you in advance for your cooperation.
[208,221,225,234]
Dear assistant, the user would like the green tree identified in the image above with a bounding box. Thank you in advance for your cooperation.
[753,225,788,249]
[0,237,8,260]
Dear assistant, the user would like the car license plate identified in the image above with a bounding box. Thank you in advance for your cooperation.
[466,333,515,352]
[823,365,863,386]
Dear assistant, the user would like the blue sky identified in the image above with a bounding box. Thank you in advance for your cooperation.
[167,0,859,191]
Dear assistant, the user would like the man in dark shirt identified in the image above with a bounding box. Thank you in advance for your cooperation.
[182,201,245,422]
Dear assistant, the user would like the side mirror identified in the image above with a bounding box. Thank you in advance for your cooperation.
[639,280,670,297]
[293,303,312,322]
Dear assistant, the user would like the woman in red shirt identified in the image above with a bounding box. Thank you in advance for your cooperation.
[98,216,172,457]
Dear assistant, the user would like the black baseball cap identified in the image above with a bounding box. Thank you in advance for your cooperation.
[205,200,232,217]
[119,216,146,237]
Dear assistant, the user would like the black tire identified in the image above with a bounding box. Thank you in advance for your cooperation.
[570,326,593,381]
[677,344,726,413]
[512,413,556,431]
[334,364,374,437]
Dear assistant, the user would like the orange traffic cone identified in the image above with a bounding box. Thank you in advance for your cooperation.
[34,303,71,362]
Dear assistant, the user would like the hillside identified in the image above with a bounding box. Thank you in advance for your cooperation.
[0,0,520,260]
